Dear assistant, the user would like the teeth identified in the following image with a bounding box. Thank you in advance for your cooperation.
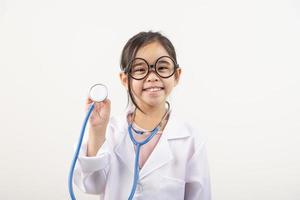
[145,87,162,92]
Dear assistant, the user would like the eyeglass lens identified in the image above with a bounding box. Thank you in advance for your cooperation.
[129,56,175,79]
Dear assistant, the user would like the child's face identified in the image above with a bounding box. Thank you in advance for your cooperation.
[120,41,181,109]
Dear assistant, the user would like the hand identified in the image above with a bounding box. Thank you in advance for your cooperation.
[85,97,111,129]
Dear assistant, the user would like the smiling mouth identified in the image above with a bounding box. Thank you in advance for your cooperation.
[142,87,164,92]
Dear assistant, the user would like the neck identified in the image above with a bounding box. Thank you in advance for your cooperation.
[133,102,168,130]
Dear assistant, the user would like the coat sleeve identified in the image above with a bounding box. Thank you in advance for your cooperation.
[73,139,111,195]
[184,142,211,200]
[73,116,118,195]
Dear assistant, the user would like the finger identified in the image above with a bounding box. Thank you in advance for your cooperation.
[85,97,95,112]
[94,102,101,112]
[85,96,93,104]
[100,99,111,116]
[100,99,111,109]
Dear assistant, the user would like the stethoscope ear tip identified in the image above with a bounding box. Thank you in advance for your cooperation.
[89,83,108,102]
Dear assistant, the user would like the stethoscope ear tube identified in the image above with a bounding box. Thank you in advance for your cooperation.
[127,102,170,200]
[127,125,159,200]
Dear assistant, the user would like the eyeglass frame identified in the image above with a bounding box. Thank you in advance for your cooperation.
[124,55,180,80]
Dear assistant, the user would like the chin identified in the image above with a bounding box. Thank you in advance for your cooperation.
[143,98,166,107]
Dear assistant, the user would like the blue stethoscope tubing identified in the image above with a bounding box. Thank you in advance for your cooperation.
[68,103,95,200]
[127,124,159,200]
[68,102,161,200]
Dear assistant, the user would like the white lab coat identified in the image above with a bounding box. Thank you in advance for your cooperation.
[74,107,211,200]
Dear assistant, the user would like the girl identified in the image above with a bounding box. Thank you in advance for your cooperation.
[74,31,211,200]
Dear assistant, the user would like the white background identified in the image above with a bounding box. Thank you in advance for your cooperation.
[0,0,299,199]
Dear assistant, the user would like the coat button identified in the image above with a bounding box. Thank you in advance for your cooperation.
[136,182,143,193]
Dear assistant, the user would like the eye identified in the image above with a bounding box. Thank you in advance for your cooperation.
[131,65,148,75]
[156,59,173,72]
[133,67,146,72]
[131,62,147,74]
[158,66,169,70]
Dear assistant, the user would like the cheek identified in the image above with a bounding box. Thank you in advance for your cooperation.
[163,80,176,94]
[131,81,143,94]
[165,79,175,88]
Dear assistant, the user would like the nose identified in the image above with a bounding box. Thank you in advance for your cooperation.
[146,67,159,82]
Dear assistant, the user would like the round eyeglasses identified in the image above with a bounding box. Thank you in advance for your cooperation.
[124,56,179,80]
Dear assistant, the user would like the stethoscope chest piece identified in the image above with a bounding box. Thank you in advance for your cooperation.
[89,83,108,102]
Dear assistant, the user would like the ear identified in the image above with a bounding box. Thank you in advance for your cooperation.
[174,68,182,86]
[119,72,129,90]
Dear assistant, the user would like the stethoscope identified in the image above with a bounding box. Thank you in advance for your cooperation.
[68,83,170,200]
[127,102,170,199]
[68,83,108,200]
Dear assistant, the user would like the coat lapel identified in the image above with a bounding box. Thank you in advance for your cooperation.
[114,108,191,179]
[114,111,136,175]
[114,128,136,174]
[139,131,173,179]
[139,110,191,179]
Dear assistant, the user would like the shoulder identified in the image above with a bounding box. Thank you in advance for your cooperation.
[102,112,129,145]
[107,114,127,133]
[108,106,134,130]
[169,110,208,149]
[183,121,207,148]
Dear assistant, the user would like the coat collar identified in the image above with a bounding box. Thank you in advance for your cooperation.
[114,106,191,179]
